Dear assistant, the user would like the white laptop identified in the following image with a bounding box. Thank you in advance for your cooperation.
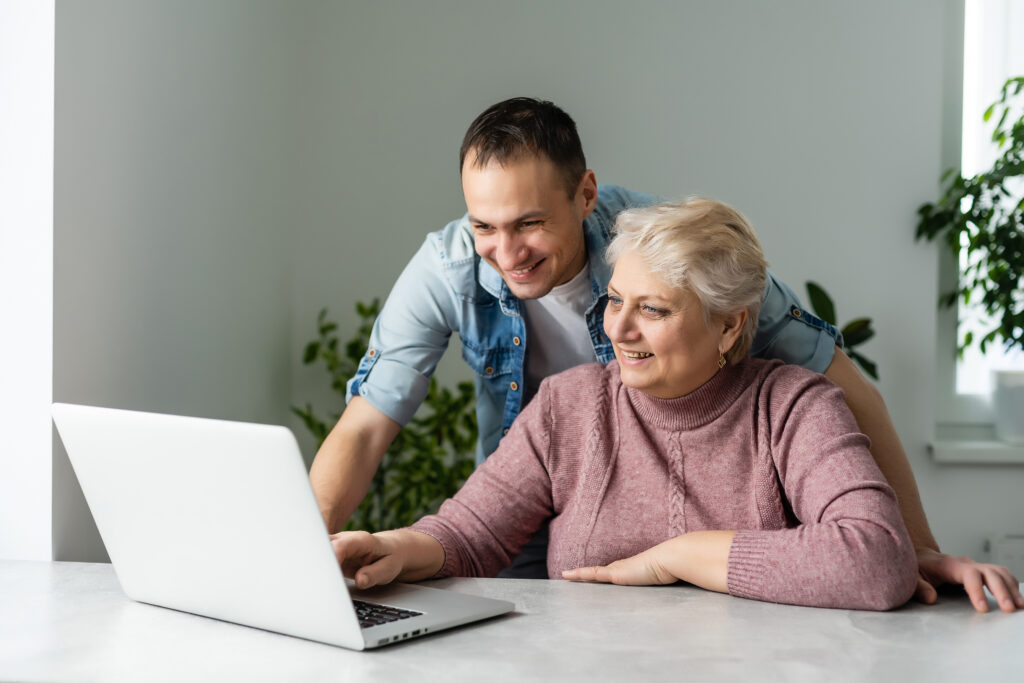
[51,402,513,650]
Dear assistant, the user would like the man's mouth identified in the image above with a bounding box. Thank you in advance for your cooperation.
[505,259,545,281]
[509,261,542,276]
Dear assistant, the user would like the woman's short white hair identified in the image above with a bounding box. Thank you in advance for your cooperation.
[606,198,768,363]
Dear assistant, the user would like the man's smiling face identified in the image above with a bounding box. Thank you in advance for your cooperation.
[462,150,596,300]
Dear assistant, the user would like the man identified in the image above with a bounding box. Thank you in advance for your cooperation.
[310,98,1022,612]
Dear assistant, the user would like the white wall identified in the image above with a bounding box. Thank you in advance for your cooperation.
[53,1,302,560]
[50,0,1023,562]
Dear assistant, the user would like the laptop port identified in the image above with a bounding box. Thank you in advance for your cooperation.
[411,630,421,636]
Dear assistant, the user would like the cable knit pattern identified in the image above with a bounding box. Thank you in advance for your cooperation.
[411,358,918,610]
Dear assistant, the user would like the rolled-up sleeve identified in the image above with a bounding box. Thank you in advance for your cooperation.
[750,272,843,374]
[346,237,461,427]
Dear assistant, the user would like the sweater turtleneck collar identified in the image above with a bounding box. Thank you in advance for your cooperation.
[622,359,757,431]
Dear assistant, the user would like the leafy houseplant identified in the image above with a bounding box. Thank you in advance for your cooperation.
[916,75,1024,443]
[293,300,477,532]
[804,281,879,380]
[915,76,1024,355]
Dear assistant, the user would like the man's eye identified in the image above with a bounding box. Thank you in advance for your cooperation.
[473,224,494,232]
[520,220,541,228]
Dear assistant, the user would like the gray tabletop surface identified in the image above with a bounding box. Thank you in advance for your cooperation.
[1,560,1021,682]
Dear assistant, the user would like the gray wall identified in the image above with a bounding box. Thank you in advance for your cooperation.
[54,0,1023,562]
[54,1,302,560]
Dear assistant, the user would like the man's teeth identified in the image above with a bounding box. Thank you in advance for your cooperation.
[512,262,540,274]
[623,351,653,359]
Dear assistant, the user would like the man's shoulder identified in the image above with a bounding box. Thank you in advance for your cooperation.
[427,213,477,265]
[591,185,661,227]
[589,185,667,241]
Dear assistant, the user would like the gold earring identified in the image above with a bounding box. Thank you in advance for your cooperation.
[717,354,727,369]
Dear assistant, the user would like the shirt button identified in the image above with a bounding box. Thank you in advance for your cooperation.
[513,336,522,346]
[484,366,494,375]
[368,348,377,358]
[510,381,519,391]
[791,307,802,318]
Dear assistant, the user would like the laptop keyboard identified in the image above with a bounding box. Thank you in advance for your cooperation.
[352,599,423,629]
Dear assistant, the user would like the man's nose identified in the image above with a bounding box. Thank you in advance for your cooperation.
[498,231,525,266]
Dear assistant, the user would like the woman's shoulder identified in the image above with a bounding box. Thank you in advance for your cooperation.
[745,357,842,405]
[743,358,854,441]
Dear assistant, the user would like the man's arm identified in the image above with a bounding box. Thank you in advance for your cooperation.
[308,397,402,534]
[825,347,1024,613]
[823,348,938,552]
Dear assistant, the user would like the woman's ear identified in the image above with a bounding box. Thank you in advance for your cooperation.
[718,310,748,356]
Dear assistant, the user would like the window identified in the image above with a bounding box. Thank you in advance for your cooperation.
[932,0,1024,459]
[956,0,1024,396]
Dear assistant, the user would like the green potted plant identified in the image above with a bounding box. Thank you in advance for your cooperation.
[293,301,478,531]
[916,75,1024,443]
[804,281,879,380]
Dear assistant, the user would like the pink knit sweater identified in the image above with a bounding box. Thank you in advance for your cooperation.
[411,358,918,610]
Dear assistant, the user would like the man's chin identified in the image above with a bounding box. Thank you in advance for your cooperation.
[503,278,554,301]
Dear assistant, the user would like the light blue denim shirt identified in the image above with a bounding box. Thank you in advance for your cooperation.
[347,185,842,463]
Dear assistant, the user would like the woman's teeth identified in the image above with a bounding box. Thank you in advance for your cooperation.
[622,351,653,359]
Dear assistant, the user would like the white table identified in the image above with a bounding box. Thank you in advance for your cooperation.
[1,560,1021,682]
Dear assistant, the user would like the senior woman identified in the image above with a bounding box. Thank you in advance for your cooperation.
[332,198,919,610]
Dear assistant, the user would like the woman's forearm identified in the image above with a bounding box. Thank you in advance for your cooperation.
[561,531,735,590]
[656,531,736,593]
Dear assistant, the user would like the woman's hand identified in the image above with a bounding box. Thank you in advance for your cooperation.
[561,546,679,585]
[562,531,735,592]
[330,529,445,589]
[914,547,1024,613]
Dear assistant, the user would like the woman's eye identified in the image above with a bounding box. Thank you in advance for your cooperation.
[608,296,623,307]
[642,305,666,316]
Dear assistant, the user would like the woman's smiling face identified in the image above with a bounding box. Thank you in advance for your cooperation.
[603,250,742,399]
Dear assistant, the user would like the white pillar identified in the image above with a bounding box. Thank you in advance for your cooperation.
[0,0,56,560]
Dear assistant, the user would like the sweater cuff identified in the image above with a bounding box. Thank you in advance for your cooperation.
[407,518,460,578]
[727,530,771,599]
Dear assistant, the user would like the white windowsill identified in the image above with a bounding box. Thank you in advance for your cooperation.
[930,423,1024,465]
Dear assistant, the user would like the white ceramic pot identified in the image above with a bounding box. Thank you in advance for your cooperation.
[992,369,1024,444]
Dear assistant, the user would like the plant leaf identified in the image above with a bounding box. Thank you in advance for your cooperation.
[805,281,836,326]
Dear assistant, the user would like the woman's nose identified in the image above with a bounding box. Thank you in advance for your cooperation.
[607,309,638,341]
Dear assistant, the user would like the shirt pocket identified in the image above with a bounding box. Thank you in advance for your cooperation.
[460,340,516,383]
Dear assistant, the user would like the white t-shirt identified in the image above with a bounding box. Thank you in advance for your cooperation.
[522,265,598,399]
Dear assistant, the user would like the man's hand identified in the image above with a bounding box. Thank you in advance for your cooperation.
[914,546,1024,613]
[330,529,445,589]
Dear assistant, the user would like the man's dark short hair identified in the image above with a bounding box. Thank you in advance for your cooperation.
[459,97,587,197]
